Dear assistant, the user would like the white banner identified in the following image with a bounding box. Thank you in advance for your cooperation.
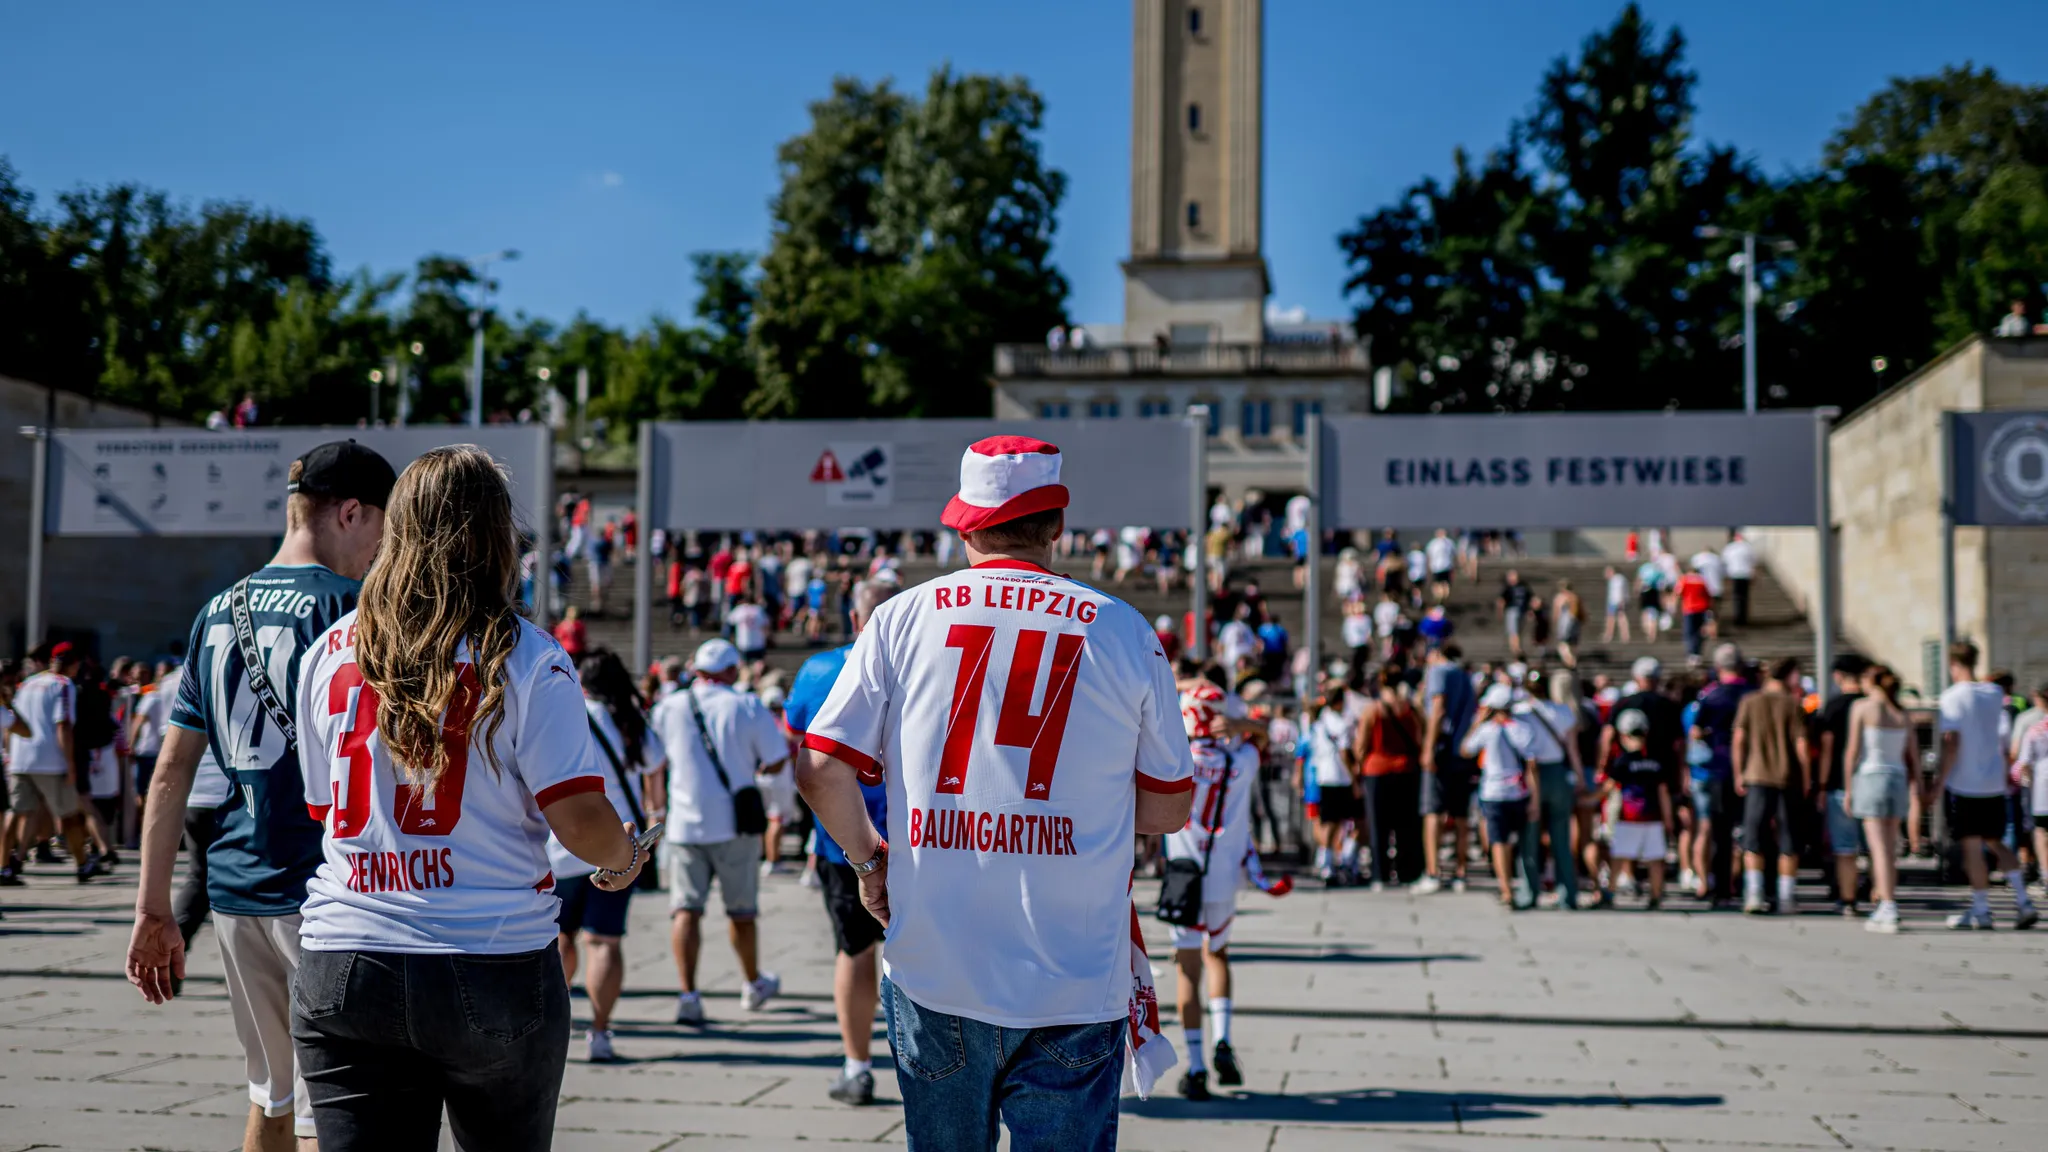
[47,426,552,537]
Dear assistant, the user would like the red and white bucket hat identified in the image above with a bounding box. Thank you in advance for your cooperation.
[940,435,1071,532]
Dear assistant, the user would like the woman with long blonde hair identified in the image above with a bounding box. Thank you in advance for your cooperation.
[290,446,644,1151]
[1844,663,1917,933]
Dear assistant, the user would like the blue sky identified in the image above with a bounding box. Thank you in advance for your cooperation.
[7,1,2047,330]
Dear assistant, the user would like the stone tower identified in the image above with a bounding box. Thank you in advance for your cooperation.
[1124,0,1268,345]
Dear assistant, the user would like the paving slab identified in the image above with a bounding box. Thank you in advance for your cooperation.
[3,855,2047,1148]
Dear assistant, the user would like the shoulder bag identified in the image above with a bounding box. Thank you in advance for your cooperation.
[586,714,662,891]
[685,688,768,837]
[1156,752,1230,928]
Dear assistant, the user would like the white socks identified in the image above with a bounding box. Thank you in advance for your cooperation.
[843,1057,870,1078]
[1209,997,1233,1045]
[1743,870,1764,901]
[1777,874,1797,908]
[1183,1027,1205,1072]
[2009,870,2034,908]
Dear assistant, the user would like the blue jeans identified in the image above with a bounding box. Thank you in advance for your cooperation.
[884,979,1123,1152]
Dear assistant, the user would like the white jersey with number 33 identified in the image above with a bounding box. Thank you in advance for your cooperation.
[295,613,607,956]
[802,559,1196,1028]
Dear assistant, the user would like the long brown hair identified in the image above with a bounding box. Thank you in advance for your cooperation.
[355,446,521,791]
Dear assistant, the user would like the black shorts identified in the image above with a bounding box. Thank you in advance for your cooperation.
[1740,784,1798,856]
[821,860,885,956]
[1422,757,1477,817]
[555,873,633,938]
[1315,785,1364,824]
[1947,792,2011,842]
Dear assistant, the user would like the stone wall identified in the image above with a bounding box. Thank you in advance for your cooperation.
[0,377,273,660]
[1752,338,2048,695]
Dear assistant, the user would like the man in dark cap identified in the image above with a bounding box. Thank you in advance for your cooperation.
[127,439,395,1151]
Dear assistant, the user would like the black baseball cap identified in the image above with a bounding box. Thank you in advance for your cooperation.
[289,440,398,509]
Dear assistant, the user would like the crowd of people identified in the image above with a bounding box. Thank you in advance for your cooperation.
[7,434,2048,1149]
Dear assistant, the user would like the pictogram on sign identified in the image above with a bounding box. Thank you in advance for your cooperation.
[810,450,846,483]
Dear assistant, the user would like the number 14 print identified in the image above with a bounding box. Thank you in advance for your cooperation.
[940,625,1085,799]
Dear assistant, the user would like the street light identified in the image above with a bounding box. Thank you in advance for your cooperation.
[1697,226,1796,414]
[467,249,520,427]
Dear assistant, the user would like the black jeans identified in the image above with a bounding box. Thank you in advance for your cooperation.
[174,805,220,949]
[291,948,570,1152]
[1360,772,1424,885]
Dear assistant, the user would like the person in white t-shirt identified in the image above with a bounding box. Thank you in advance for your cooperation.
[1689,548,1726,599]
[1935,641,2036,930]
[4,645,92,882]
[1215,607,1258,687]
[728,593,771,667]
[553,650,667,1064]
[650,637,790,1026]
[1164,680,1290,1101]
[1463,683,1538,909]
[288,446,645,1150]
[797,435,1195,1147]
[1601,565,1632,643]
[1424,529,1457,602]
[1721,533,1756,626]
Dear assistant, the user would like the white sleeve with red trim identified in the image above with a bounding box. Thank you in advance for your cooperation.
[1134,622,1197,794]
[801,618,891,785]
[297,635,336,821]
[513,639,608,809]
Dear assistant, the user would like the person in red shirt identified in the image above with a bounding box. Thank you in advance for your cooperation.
[554,605,589,661]
[1678,566,1714,661]
[1155,614,1182,663]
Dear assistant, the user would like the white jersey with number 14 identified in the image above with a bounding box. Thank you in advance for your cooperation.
[802,559,1196,1029]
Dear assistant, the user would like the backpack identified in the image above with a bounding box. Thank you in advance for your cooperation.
[72,678,116,754]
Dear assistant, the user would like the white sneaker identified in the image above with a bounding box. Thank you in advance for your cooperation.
[1946,909,1995,931]
[760,860,778,878]
[1742,896,1769,915]
[1615,874,1639,897]
[674,993,706,1026]
[1451,877,1468,894]
[1411,876,1443,895]
[1866,908,1899,934]
[799,867,822,889]
[1678,869,1698,891]
[586,1028,618,1062]
[741,971,781,1011]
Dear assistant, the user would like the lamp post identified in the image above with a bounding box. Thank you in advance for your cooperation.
[467,249,520,427]
[1696,226,1794,414]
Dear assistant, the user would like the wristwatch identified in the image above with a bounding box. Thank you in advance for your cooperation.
[847,839,888,876]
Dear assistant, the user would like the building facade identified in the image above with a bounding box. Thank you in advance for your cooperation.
[1752,336,2048,694]
[991,0,1370,497]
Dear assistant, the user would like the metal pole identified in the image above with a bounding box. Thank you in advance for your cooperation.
[469,314,485,428]
[23,428,48,650]
[1188,406,1209,662]
[1814,407,1838,687]
[1302,412,1323,689]
[633,421,655,677]
[1939,412,1957,692]
[1742,232,1758,414]
[531,426,554,629]
[576,367,590,447]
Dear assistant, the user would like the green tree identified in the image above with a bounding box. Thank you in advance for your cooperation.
[749,68,1068,418]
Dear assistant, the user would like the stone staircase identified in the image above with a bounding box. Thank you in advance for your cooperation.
[552,547,1827,689]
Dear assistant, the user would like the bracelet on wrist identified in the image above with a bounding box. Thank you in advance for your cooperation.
[594,838,641,882]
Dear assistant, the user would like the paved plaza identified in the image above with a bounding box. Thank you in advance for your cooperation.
[2,858,2046,1151]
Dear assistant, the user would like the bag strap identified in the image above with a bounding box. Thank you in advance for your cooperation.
[1522,699,1568,758]
[684,687,738,795]
[229,577,297,747]
[586,713,648,829]
[1193,743,1232,878]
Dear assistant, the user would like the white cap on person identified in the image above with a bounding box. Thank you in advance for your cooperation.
[1615,708,1649,736]
[692,638,741,675]
[1481,683,1515,710]
[940,435,1070,532]
[1632,656,1662,683]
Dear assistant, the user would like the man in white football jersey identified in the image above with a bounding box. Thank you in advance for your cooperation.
[797,436,1195,1151]
[1168,679,1290,1101]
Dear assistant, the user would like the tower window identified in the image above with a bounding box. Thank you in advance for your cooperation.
[1186,200,1201,229]
[1188,6,1202,35]
[1187,103,1201,133]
